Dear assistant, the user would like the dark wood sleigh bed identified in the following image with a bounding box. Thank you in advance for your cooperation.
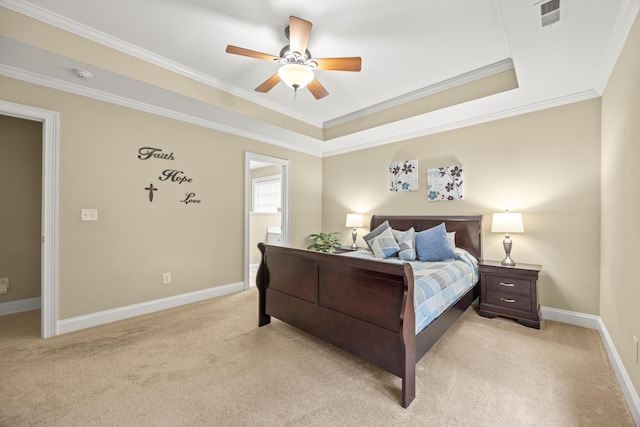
[256,215,482,408]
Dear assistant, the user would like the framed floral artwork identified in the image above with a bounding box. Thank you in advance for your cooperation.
[389,160,418,191]
[427,165,464,201]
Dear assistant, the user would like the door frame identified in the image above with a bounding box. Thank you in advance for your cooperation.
[244,152,290,290]
[0,100,59,338]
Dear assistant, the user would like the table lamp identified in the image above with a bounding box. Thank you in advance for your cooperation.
[491,211,524,266]
[345,213,364,250]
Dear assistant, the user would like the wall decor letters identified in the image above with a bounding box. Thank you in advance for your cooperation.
[427,165,464,201]
[180,192,201,204]
[138,147,201,205]
[159,169,193,184]
[138,147,175,161]
[389,160,418,191]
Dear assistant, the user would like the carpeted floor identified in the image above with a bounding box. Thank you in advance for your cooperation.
[0,288,635,426]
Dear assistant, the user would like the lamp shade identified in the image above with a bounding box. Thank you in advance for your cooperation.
[491,212,524,233]
[278,64,314,89]
[345,213,364,228]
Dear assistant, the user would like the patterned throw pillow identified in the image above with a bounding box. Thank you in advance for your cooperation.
[393,227,416,261]
[447,231,456,249]
[363,220,391,250]
[367,227,400,258]
[415,223,456,262]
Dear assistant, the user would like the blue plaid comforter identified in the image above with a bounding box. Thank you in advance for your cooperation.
[340,248,479,333]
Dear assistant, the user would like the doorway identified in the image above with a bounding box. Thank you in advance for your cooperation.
[244,153,290,289]
[0,100,59,338]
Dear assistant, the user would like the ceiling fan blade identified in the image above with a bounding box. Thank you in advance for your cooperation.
[307,79,329,100]
[255,73,281,93]
[225,45,280,62]
[289,16,312,54]
[314,57,362,72]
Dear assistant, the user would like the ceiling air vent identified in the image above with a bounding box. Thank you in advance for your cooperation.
[533,0,566,29]
[540,0,560,27]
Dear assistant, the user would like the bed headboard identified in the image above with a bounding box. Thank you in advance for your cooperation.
[370,215,483,260]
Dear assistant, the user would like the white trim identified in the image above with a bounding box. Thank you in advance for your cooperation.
[57,282,244,335]
[249,263,260,272]
[0,297,41,315]
[540,305,600,330]
[0,0,320,128]
[321,89,600,158]
[597,318,640,426]
[593,0,640,94]
[244,153,291,291]
[0,64,323,158]
[541,306,640,425]
[323,58,515,129]
[0,100,59,338]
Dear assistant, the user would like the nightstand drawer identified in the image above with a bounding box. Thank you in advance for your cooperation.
[484,289,532,312]
[484,275,532,296]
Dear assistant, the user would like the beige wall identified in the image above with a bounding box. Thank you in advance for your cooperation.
[323,99,602,315]
[0,115,42,303]
[0,76,322,320]
[601,13,640,398]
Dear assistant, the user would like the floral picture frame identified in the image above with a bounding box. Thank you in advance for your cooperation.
[427,165,464,201]
[389,160,418,192]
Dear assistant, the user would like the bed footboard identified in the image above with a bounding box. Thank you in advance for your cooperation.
[257,243,416,408]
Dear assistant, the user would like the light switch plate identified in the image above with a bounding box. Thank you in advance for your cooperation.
[0,278,8,295]
[81,209,98,221]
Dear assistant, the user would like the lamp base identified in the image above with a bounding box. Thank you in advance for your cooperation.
[351,228,358,250]
[501,256,516,266]
[501,234,515,266]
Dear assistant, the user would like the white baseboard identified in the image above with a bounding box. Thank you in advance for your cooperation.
[0,297,41,315]
[540,306,601,329]
[57,282,245,335]
[597,317,640,426]
[542,306,640,425]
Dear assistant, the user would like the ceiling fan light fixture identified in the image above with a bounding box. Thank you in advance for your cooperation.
[278,63,314,90]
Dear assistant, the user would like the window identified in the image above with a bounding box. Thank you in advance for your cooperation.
[252,174,281,213]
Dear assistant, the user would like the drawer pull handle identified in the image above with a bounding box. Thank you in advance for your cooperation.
[501,297,516,303]
[499,282,515,287]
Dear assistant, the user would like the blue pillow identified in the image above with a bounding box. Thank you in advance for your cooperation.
[415,223,456,262]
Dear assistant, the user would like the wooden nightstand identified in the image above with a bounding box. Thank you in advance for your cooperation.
[478,260,542,329]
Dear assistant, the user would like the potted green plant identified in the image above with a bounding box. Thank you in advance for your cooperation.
[307,232,341,253]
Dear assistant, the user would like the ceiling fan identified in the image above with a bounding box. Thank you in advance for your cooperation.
[225,16,362,100]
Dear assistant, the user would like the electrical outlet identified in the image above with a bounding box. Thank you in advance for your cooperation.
[162,273,172,285]
[633,336,638,364]
[0,277,8,295]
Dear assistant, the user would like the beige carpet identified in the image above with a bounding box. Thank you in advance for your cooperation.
[0,289,635,427]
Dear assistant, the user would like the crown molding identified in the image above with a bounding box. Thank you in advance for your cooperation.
[0,0,322,128]
[321,89,600,157]
[322,58,515,129]
[0,64,325,157]
[1,61,601,159]
[593,0,640,94]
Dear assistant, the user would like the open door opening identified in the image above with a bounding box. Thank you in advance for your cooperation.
[244,153,290,289]
[0,100,59,338]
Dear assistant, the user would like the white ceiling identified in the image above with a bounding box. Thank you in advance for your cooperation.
[1,0,638,156]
